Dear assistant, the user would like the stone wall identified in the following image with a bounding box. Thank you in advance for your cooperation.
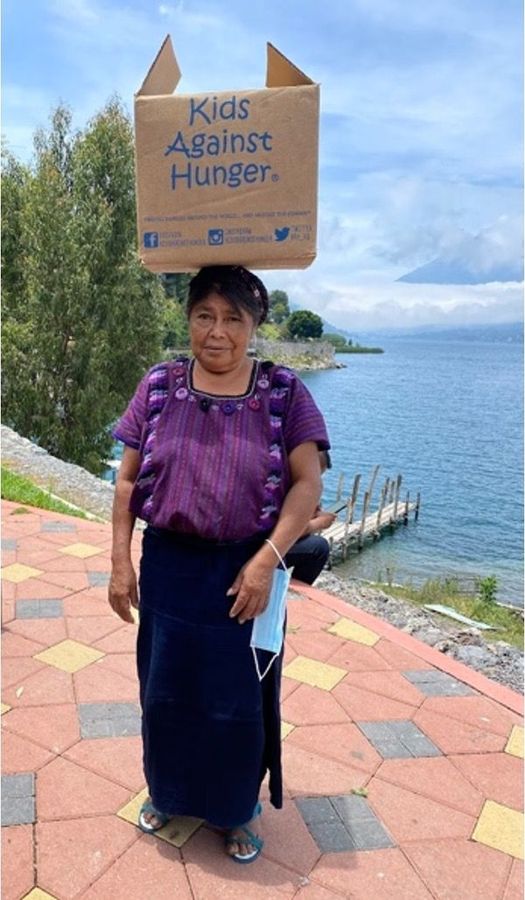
[254,338,340,371]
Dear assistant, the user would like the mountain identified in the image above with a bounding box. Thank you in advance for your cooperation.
[352,322,524,344]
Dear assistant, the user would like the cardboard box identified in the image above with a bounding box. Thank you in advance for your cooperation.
[134,36,319,272]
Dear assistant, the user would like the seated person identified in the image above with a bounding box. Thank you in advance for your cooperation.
[285,450,336,584]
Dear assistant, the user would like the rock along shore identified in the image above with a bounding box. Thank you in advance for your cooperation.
[2,424,522,694]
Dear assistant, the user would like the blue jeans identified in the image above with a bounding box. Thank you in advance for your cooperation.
[285,534,330,585]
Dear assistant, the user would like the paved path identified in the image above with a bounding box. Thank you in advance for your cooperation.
[1,499,523,899]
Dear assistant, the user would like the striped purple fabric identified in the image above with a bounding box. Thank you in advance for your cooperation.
[113,358,329,541]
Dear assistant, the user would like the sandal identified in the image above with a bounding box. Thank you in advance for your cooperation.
[138,798,171,834]
[225,801,264,864]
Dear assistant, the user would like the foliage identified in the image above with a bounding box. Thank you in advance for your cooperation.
[286,309,324,340]
[323,332,349,349]
[268,289,290,324]
[476,575,498,605]
[257,322,282,341]
[1,467,88,519]
[2,100,165,473]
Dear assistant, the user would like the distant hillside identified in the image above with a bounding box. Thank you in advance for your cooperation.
[354,322,524,344]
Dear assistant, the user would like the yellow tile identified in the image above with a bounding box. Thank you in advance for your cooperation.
[505,726,524,759]
[281,721,295,740]
[283,655,346,691]
[22,889,58,900]
[1,563,43,583]
[58,542,103,559]
[472,800,524,860]
[1,703,12,715]
[328,617,380,646]
[117,788,202,847]
[34,639,105,673]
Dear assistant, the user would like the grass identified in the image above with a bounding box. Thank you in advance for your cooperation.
[1,467,89,520]
[371,575,523,649]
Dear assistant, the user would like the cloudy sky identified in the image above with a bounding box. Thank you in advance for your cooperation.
[3,0,523,329]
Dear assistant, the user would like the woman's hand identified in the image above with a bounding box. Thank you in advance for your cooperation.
[108,561,139,624]
[227,558,275,624]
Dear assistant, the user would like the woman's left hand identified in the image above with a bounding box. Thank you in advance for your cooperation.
[227,559,275,624]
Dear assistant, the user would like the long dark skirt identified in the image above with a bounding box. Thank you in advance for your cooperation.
[137,526,284,828]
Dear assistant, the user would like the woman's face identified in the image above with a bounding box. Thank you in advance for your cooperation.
[189,292,256,373]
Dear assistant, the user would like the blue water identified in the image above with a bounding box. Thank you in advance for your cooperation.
[300,340,524,607]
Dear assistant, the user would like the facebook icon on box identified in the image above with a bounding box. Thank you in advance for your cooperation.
[144,232,159,248]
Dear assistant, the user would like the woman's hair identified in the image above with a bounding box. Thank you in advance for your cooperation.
[187,266,269,325]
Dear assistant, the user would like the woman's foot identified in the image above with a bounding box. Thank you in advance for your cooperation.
[225,803,263,862]
[138,798,170,833]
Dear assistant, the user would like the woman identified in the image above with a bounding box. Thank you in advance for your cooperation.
[109,265,329,863]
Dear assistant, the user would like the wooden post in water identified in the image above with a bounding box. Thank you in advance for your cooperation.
[335,472,345,502]
[358,490,370,551]
[366,464,381,507]
[392,474,402,523]
[404,491,410,524]
[375,479,389,535]
[415,492,421,521]
[388,479,396,503]
[347,474,361,526]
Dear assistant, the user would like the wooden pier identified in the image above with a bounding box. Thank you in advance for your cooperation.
[323,466,420,562]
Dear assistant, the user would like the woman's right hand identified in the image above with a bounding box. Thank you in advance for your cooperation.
[108,561,139,624]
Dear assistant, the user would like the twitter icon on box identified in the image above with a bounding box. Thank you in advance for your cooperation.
[274,227,290,242]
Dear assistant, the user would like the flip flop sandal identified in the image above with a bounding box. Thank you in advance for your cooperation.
[225,801,264,864]
[138,799,171,834]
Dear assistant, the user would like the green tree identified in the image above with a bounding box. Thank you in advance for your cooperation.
[286,310,323,340]
[268,289,290,324]
[2,100,164,474]
[323,332,348,350]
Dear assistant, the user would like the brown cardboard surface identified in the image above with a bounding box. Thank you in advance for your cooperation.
[134,36,319,272]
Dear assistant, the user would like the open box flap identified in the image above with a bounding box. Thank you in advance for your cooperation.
[137,34,181,97]
[266,43,314,87]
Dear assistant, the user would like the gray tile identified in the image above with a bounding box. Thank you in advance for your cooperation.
[358,720,441,759]
[403,670,475,696]
[307,820,356,853]
[295,797,340,826]
[78,702,141,739]
[1,774,35,826]
[41,521,76,533]
[1,538,17,551]
[87,572,110,587]
[331,794,371,822]
[346,819,395,850]
[16,599,64,619]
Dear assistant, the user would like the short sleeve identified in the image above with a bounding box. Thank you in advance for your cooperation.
[282,375,330,455]
[112,371,150,450]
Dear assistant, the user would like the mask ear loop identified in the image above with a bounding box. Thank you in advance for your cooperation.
[265,537,286,569]
[252,538,288,681]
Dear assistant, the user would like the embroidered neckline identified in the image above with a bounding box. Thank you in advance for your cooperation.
[186,358,259,400]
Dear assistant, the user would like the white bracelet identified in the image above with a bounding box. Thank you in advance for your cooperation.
[264,538,286,568]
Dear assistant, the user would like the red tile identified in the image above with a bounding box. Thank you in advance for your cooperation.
[341,670,425,706]
[2,729,55,773]
[2,597,15,623]
[373,639,434,670]
[366,779,477,843]
[282,743,369,797]
[73,661,139,703]
[2,656,45,689]
[332,681,418,721]
[2,631,47,657]
[39,571,90,591]
[82,835,192,899]
[2,666,75,707]
[1,579,16,600]
[62,591,112,617]
[287,607,334,633]
[36,816,138,899]
[64,736,145,792]
[260,797,321,875]
[92,625,139,654]
[504,859,524,900]
[290,596,340,625]
[414,708,506,754]
[421,696,523,736]
[293,883,344,900]
[283,642,297,666]
[66,615,122,644]
[281,683,349,726]
[287,722,382,774]
[311,847,433,899]
[14,579,70,600]
[38,555,89,572]
[1,551,17,566]
[2,703,80,754]
[182,825,300,898]
[450,753,524,811]
[6,617,68,647]
[17,549,66,568]
[1,825,34,900]
[375,757,484,817]
[36,756,131,820]
[287,630,344,662]
[94,653,138,681]
[323,641,395,672]
[404,838,513,900]
[281,676,300,701]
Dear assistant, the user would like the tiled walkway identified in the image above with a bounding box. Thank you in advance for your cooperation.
[1,498,523,899]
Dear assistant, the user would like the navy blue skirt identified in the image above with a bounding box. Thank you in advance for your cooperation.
[137,526,284,828]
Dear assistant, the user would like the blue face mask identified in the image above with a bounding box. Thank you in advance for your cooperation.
[250,542,293,681]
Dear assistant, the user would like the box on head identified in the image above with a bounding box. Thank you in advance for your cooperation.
[134,35,320,273]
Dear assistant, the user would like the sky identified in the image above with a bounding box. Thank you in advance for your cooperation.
[3,0,523,331]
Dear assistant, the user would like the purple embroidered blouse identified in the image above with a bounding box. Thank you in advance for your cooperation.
[113,357,330,541]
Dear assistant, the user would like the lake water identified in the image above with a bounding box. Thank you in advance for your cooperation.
[300,340,524,607]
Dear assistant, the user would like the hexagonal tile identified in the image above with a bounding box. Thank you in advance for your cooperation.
[34,640,105,673]
[327,617,379,646]
[58,543,103,559]
[1,564,44,583]
[472,800,524,860]
[117,788,202,847]
[283,656,346,692]
[506,726,524,759]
